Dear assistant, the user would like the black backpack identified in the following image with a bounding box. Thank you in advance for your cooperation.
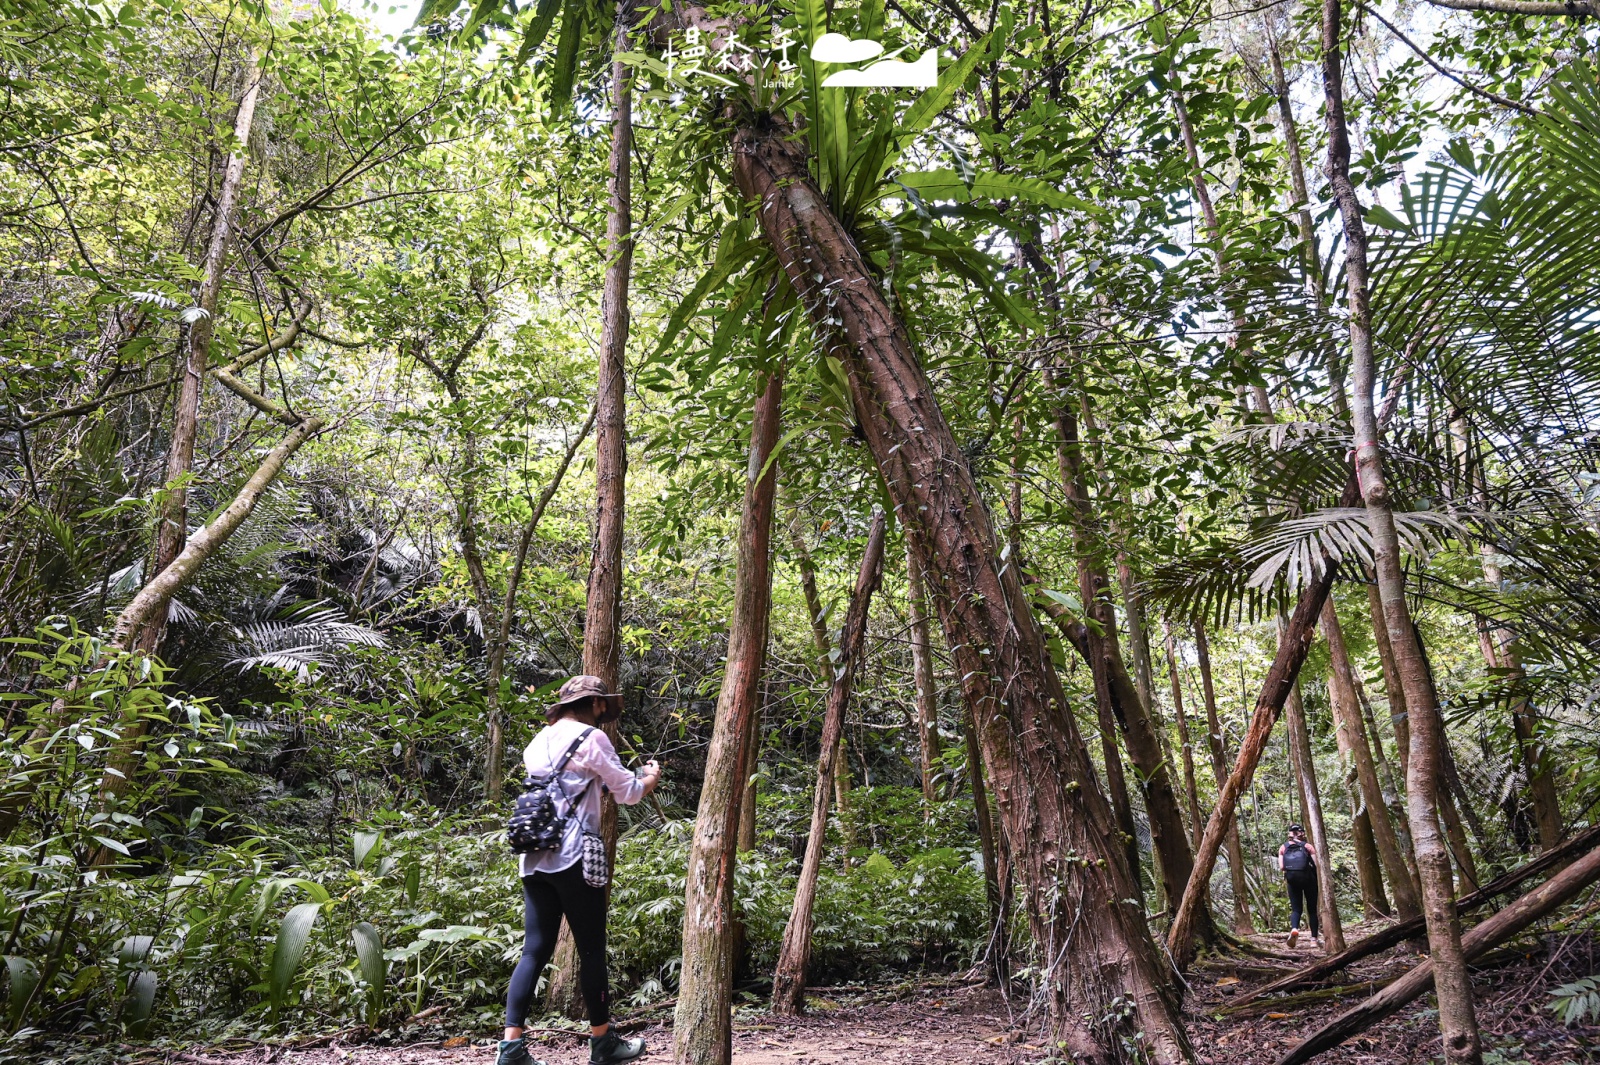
[507,727,594,854]
[1282,839,1311,871]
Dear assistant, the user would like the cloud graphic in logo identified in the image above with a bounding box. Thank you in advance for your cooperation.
[809,32,884,64]
[820,49,937,88]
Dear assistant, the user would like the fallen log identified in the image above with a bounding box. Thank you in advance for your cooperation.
[1276,834,1600,1065]
[1236,822,1600,1007]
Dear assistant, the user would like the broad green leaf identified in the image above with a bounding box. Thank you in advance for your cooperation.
[548,0,586,114]
[352,829,383,870]
[4,956,39,1028]
[269,902,322,1023]
[515,0,564,66]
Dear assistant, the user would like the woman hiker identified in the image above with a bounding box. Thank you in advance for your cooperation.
[1276,823,1320,948]
[499,675,663,1065]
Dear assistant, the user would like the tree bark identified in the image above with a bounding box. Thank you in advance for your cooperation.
[1323,598,1421,918]
[964,698,1010,988]
[1422,0,1596,13]
[1324,0,1482,1055]
[1282,675,1346,951]
[672,361,782,1065]
[787,511,855,853]
[1278,838,1600,1065]
[1328,661,1391,919]
[730,109,1189,1062]
[1465,436,1561,849]
[771,511,887,1015]
[1163,622,1204,849]
[906,542,943,806]
[130,51,263,656]
[1036,360,1201,935]
[1365,574,1412,780]
[1194,621,1255,934]
[1038,598,1149,901]
[544,14,636,1010]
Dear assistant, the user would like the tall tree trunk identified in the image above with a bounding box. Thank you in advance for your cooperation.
[96,51,264,814]
[1324,599,1421,918]
[484,407,596,800]
[1036,360,1202,936]
[1467,480,1561,849]
[1118,555,1160,719]
[1194,621,1255,933]
[132,52,263,657]
[771,511,887,1014]
[730,109,1190,1063]
[1326,656,1391,918]
[964,699,1010,988]
[787,511,856,854]
[1168,545,1345,970]
[544,13,636,1012]
[1323,0,1482,1055]
[1282,675,1347,950]
[737,682,763,854]
[1163,622,1204,849]
[1365,574,1412,780]
[906,542,943,806]
[672,362,782,1065]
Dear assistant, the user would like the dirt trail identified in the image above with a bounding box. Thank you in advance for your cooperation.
[183,985,1032,1065]
[150,926,1598,1065]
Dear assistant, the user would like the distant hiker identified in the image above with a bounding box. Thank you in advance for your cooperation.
[1277,823,1320,948]
[500,675,663,1065]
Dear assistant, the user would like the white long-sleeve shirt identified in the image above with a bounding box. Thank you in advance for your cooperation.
[518,718,646,877]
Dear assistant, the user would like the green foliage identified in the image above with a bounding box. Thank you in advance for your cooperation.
[1548,975,1600,1028]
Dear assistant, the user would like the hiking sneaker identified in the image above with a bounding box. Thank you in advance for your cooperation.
[497,1038,544,1065]
[1287,927,1299,948]
[590,1029,646,1064]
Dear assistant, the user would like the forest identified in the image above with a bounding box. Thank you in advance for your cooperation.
[2,0,1599,1060]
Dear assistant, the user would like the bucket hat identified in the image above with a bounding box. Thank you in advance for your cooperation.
[542,674,623,725]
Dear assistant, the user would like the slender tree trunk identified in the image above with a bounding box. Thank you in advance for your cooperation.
[672,362,782,1065]
[1036,360,1202,935]
[1324,0,1482,1055]
[130,51,263,657]
[1194,621,1254,934]
[1327,661,1391,918]
[97,53,264,815]
[788,511,856,854]
[771,512,886,1014]
[1355,670,1411,857]
[738,682,763,854]
[906,542,942,806]
[963,699,1010,988]
[1038,598,1149,903]
[1168,544,1346,970]
[1282,675,1346,950]
[1470,526,1561,849]
[1324,598,1421,918]
[1163,622,1204,849]
[730,108,1189,1062]
[485,406,596,800]
[1365,575,1412,780]
[545,14,636,1011]
[1119,555,1160,719]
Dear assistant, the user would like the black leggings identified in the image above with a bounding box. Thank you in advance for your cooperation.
[506,863,610,1027]
[1285,869,1319,937]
